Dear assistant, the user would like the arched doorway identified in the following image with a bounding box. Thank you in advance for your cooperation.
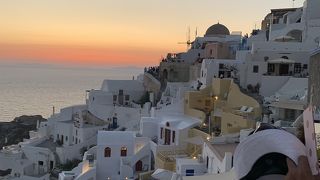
[135,160,143,172]
[161,69,169,91]
[287,29,303,42]
[163,69,168,81]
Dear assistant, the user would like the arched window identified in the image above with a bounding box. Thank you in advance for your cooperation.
[287,29,303,42]
[121,147,127,157]
[104,147,111,157]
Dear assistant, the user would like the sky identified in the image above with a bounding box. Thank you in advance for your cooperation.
[0,0,305,67]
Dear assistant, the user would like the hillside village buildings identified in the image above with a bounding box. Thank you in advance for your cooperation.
[0,0,320,179]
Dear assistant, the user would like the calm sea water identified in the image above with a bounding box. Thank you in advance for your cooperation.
[0,64,142,122]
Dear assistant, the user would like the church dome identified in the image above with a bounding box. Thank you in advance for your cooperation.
[205,23,230,37]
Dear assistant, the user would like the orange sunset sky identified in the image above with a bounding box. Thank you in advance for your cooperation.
[0,0,304,67]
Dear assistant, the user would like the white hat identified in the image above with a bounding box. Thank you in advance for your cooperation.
[234,129,306,179]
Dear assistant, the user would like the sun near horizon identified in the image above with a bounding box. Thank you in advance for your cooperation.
[0,0,304,67]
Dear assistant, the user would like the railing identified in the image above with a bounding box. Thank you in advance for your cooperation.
[157,150,189,162]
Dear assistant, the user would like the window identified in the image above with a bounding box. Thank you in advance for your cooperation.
[125,95,130,101]
[303,64,308,69]
[119,89,124,96]
[253,65,259,73]
[121,147,127,157]
[172,131,176,143]
[104,147,111,157]
[186,169,195,176]
[113,95,117,101]
[264,56,269,61]
[166,122,170,127]
[219,64,224,69]
[65,136,68,141]
[268,64,275,73]
[285,109,296,120]
[57,134,59,140]
[160,128,163,139]
[294,63,302,73]
[38,161,44,166]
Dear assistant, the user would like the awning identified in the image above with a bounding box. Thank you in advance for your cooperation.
[268,58,295,64]
[274,35,295,42]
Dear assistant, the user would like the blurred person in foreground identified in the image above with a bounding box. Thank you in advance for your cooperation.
[234,123,320,180]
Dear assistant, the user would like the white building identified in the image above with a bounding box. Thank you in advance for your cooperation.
[0,78,149,179]
[59,131,151,180]
[199,59,242,88]
[265,77,308,125]
[101,79,145,106]
[140,114,201,148]
[238,0,320,96]
[201,141,236,175]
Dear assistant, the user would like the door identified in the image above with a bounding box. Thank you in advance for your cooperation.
[164,129,171,145]
[135,160,143,172]
[118,90,124,105]
[279,64,289,75]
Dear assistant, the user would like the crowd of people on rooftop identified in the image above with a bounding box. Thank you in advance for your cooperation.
[144,66,160,79]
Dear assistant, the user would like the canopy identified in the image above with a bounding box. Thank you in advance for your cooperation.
[274,35,295,42]
[268,58,295,64]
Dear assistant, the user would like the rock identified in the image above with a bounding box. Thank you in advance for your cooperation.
[13,115,46,125]
[0,115,47,149]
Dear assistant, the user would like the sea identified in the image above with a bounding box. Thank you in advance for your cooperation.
[0,64,142,122]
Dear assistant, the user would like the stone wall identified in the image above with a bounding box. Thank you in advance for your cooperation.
[309,51,320,108]
[159,62,190,82]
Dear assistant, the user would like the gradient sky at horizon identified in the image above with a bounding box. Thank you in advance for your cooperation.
[0,0,304,67]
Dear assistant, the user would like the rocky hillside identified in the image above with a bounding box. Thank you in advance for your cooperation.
[0,115,46,149]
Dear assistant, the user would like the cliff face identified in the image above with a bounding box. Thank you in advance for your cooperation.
[0,115,46,149]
